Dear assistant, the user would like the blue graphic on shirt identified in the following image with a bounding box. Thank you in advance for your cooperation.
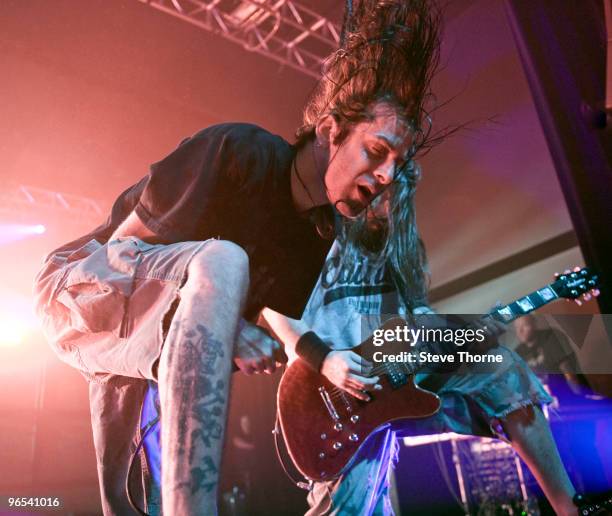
[320,252,396,307]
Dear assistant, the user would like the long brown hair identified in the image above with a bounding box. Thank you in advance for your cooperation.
[339,169,430,309]
[296,0,442,149]
[297,0,441,308]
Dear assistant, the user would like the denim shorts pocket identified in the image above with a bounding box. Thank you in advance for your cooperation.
[55,279,126,335]
[54,239,129,337]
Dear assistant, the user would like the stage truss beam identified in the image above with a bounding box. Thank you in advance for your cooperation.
[137,0,340,78]
[0,185,103,225]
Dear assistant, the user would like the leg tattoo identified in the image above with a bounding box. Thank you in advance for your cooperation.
[158,241,249,515]
[160,320,235,514]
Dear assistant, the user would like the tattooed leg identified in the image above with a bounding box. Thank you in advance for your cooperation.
[158,240,249,516]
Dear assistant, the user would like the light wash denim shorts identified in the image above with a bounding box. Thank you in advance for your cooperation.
[34,236,213,382]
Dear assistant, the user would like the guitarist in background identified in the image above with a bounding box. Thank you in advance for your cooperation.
[514,314,586,396]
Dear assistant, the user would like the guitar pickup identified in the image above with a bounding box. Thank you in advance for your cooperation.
[386,363,408,389]
[318,386,340,421]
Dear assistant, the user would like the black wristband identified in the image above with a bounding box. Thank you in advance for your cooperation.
[295,331,332,372]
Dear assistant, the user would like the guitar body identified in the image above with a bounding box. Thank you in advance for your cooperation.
[277,345,440,481]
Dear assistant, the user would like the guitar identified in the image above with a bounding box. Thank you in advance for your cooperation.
[277,267,600,482]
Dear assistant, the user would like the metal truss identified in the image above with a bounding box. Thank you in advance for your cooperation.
[0,185,103,225]
[138,0,340,78]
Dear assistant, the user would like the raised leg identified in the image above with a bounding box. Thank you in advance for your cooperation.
[157,240,249,515]
[503,405,577,516]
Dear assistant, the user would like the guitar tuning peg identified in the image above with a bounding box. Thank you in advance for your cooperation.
[554,272,560,278]
[573,266,581,272]
[574,299,583,306]
[563,269,571,274]
[583,293,592,301]
[592,289,600,297]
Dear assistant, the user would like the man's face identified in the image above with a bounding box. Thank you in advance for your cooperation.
[515,317,536,344]
[322,103,413,218]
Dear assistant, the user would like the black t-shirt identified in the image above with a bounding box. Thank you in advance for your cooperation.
[515,328,576,374]
[52,123,333,319]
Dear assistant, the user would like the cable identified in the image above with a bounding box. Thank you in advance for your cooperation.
[126,415,160,516]
[434,440,465,510]
[126,393,310,516]
[272,412,313,491]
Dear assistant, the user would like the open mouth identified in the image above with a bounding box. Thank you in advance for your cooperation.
[357,185,372,204]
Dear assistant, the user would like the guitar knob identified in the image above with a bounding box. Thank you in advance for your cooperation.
[318,452,325,459]
[320,433,327,440]
[333,442,342,450]
[350,415,360,423]
[349,433,359,442]
[334,423,343,431]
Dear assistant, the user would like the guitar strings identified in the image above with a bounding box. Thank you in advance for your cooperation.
[327,362,417,402]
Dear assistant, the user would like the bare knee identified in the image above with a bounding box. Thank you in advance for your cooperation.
[502,404,549,441]
[505,404,538,426]
[184,240,250,294]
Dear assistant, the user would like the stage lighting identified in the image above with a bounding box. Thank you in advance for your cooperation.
[0,223,48,244]
[0,294,40,347]
[0,316,27,347]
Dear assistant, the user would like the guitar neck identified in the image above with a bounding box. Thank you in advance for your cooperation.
[486,281,560,324]
[402,280,563,376]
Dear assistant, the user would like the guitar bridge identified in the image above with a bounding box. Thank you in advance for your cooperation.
[318,386,340,421]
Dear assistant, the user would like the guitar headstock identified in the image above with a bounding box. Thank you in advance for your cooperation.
[552,266,600,304]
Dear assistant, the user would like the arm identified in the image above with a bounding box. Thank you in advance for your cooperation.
[259,307,380,401]
[556,332,584,395]
[559,359,586,395]
[258,308,308,363]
